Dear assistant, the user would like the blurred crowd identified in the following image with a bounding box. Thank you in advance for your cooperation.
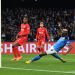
[1,8,75,42]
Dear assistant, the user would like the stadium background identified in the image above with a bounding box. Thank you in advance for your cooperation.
[1,0,75,42]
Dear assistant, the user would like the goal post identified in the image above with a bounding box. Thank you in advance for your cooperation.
[0,46,1,68]
[0,0,1,68]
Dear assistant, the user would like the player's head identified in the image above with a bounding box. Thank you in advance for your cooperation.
[40,21,44,27]
[61,29,68,37]
[23,16,28,24]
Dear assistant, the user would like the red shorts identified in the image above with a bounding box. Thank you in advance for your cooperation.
[37,38,45,48]
[15,37,27,45]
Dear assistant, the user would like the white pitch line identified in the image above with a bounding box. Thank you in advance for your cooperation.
[1,67,75,74]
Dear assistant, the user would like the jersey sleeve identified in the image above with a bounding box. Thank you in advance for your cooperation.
[66,41,71,46]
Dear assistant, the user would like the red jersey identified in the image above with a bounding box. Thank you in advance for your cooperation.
[36,27,50,40]
[18,23,30,36]
[15,23,30,45]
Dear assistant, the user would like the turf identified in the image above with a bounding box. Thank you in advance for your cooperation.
[0,54,75,75]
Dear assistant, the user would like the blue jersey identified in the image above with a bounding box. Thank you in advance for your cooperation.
[53,36,70,52]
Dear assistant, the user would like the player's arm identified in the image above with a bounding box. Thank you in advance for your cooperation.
[16,33,19,39]
[65,44,73,55]
[45,28,50,42]
[16,24,22,38]
[18,24,24,36]
[64,41,73,55]
[26,24,30,35]
[58,23,63,32]
[35,29,38,42]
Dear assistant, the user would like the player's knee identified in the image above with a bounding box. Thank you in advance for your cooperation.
[39,52,47,57]
[12,45,15,48]
[12,42,16,47]
[37,45,40,48]
[41,45,44,48]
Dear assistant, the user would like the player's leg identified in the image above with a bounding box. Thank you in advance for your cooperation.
[15,37,28,60]
[12,42,19,60]
[36,40,45,53]
[26,40,46,64]
[40,40,45,53]
[31,53,47,62]
[12,41,22,61]
[25,46,54,64]
[36,41,41,52]
[46,47,66,63]
[51,53,66,63]
[25,52,47,64]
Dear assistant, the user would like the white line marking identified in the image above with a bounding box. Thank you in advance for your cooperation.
[2,67,75,74]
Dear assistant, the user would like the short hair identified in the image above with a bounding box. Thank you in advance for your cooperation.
[23,15,28,20]
[62,29,68,36]
[40,21,44,24]
[62,29,68,33]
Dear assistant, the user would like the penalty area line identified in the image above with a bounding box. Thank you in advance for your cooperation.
[1,67,75,74]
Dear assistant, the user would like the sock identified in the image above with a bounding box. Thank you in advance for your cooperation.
[13,46,21,58]
[40,47,44,53]
[15,46,21,57]
[37,48,41,52]
[31,53,47,62]
[31,55,41,62]
[13,47,17,58]
[51,53,62,60]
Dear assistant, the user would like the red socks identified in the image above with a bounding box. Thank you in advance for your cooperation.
[40,47,44,53]
[13,46,21,58]
[37,47,44,53]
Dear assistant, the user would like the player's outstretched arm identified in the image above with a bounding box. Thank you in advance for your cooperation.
[65,45,73,55]
[16,33,19,39]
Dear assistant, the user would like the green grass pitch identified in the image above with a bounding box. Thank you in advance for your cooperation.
[0,54,75,75]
